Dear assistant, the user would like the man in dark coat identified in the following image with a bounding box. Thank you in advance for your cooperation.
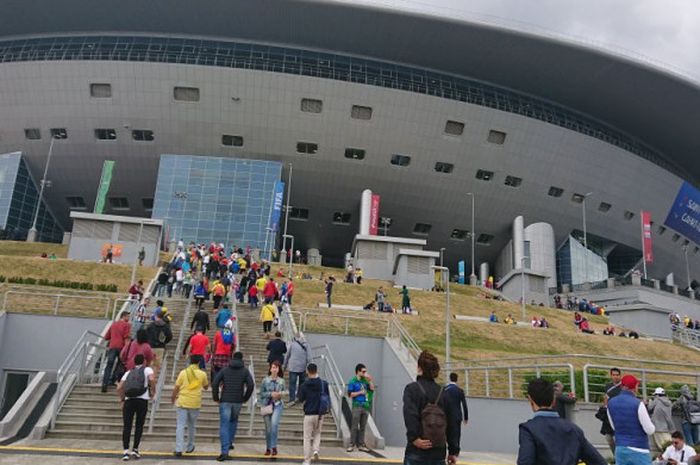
[443,373,469,460]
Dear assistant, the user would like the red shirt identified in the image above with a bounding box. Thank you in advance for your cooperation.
[264,281,276,298]
[189,333,209,355]
[106,320,131,350]
[248,286,258,296]
[287,282,294,295]
[121,341,155,370]
[213,330,234,355]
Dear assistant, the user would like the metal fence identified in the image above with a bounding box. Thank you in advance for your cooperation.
[456,363,575,399]
[2,290,118,318]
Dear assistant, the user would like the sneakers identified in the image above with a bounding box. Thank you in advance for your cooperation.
[130,449,141,459]
[264,449,271,456]
[287,401,297,408]
[101,385,108,393]
[358,444,371,453]
[121,451,130,461]
[313,450,319,461]
[173,452,182,457]
[216,454,231,462]
[271,448,278,456]
[346,446,355,453]
[185,446,195,453]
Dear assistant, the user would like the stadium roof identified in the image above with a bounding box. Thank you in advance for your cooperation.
[3,0,700,183]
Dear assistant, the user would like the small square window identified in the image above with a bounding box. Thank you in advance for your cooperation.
[351,105,372,120]
[344,148,365,160]
[598,202,612,212]
[173,86,200,102]
[332,212,351,225]
[434,162,454,173]
[290,207,309,220]
[477,233,494,245]
[108,197,129,210]
[476,169,494,181]
[444,120,465,136]
[90,83,112,98]
[95,128,117,140]
[504,175,522,187]
[658,225,666,235]
[683,239,690,247]
[624,211,635,220]
[548,186,564,197]
[672,233,680,242]
[296,142,318,154]
[391,154,411,167]
[450,229,469,241]
[222,134,243,147]
[50,128,67,139]
[694,246,699,255]
[571,193,585,204]
[413,223,432,235]
[66,196,86,210]
[132,129,154,142]
[301,98,323,113]
[24,128,41,140]
[142,198,154,210]
[487,130,507,145]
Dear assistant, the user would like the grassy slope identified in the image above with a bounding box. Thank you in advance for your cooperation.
[0,241,68,258]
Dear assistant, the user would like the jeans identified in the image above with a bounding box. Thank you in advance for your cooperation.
[263,403,283,449]
[122,398,148,450]
[615,446,652,465]
[327,293,332,308]
[403,454,445,465]
[288,372,305,403]
[102,348,121,386]
[175,407,200,453]
[683,421,699,445]
[218,402,242,454]
[350,406,369,447]
[154,283,166,297]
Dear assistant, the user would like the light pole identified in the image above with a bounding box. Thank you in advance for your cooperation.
[129,221,144,286]
[281,163,293,264]
[432,265,451,371]
[439,247,446,268]
[521,256,529,321]
[581,192,593,283]
[282,234,294,278]
[683,245,692,291]
[27,134,63,242]
[466,193,476,285]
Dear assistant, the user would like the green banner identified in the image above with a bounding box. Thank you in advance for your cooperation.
[93,160,115,214]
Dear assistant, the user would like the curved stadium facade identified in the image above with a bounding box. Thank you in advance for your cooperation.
[1,0,700,287]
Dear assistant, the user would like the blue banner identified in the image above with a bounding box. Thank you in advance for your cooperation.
[458,260,465,284]
[664,182,700,246]
[268,181,285,232]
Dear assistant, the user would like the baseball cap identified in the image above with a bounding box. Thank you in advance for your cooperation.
[621,374,639,390]
[653,387,666,395]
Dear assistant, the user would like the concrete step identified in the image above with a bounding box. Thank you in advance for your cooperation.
[58,412,315,426]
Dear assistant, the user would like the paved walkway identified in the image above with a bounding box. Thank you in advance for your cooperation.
[0,438,517,464]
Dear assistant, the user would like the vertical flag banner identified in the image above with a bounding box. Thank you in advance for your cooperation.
[458,260,465,284]
[268,181,285,232]
[641,211,653,263]
[369,194,380,235]
[94,160,115,214]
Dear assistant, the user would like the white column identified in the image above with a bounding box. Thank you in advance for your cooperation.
[359,189,372,235]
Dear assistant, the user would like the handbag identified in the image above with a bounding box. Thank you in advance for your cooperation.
[260,403,274,416]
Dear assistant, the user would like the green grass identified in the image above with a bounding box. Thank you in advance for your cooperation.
[0,240,67,258]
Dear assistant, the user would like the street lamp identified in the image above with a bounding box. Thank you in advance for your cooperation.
[521,256,530,321]
[439,247,446,268]
[282,234,295,278]
[581,192,593,283]
[432,265,451,372]
[683,245,692,291]
[281,163,293,264]
[466,193,476,285]
[27,133,64,242]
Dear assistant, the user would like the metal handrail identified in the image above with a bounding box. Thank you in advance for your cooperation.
[583,363,700,402]
[247,355,256,436]
[170,270,198,382]
[300,310,391,335]
[387,316,422,361]
[2,290,112,316]
[148,353,169,433]
[454,353,699,370]
[461,363,575,399]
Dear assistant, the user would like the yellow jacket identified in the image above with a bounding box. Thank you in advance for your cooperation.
[260,304,276,322]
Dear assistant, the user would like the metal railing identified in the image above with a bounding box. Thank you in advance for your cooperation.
[299,311,390,336]
[148,353,169,433]
[673,325,700,349]
[50,330,103,429]
[170,275,197,382]
[460,353,698,370]
[583,363,700,402]
[311,345,345,438]
[247,355,256,436]
[458,363,575,399]
[2,290,114,317]
[386,316,422,361]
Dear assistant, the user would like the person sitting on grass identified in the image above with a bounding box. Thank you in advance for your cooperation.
[504,314,516,325]
[363,300,376,311]
[489,311,499,323]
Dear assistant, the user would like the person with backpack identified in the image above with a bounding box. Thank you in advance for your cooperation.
[346,363,374,453]
[211,320,236,379]
[146,313,172,371]
[190,307,210,334]
[102,310,132,393]
[120,329,154,371]
[215,304,232,330]
[517,378,605,465]
[284,334,311,407]
[259,301,277,338]
[194,281,207,310]
[266,332,287,365]
[211,280,226,310]
[299,363,330,465]
[117,353,155,461]
[674,385,700,446]
[172,355,209,457]
[212,352,255,462]
[402,351,459,465]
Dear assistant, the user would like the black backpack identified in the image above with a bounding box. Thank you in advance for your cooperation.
[124,366,147,398]
[416,382,447,448]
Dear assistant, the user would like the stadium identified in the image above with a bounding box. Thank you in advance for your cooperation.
[1,0,700,288]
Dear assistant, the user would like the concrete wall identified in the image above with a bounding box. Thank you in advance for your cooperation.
[393,255,436,290]
[501,272,549,306]
[68,219,160,266]
[577,286,700,321]
[606,307,673,338]
[524,222,557,290]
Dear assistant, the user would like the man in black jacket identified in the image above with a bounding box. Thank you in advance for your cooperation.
[146,313,172,371]
[212,352,254,462]
[190,307,210,334]
[444,373,469,460]
[517,378,605,465]
[299,363,330,465]
[402,351,459,465]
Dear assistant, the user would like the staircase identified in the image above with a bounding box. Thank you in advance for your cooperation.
[47,295,343,446]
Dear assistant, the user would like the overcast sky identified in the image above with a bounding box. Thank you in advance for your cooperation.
[341,0,700,81]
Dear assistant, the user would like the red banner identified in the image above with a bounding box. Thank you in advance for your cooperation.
[641,211,653,263]
[369,194,380,235]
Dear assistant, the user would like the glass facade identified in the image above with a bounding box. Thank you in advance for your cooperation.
[556,235,609,286]
[0,35,679,179]
[152,155,282,249]
[0,152,63,242]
